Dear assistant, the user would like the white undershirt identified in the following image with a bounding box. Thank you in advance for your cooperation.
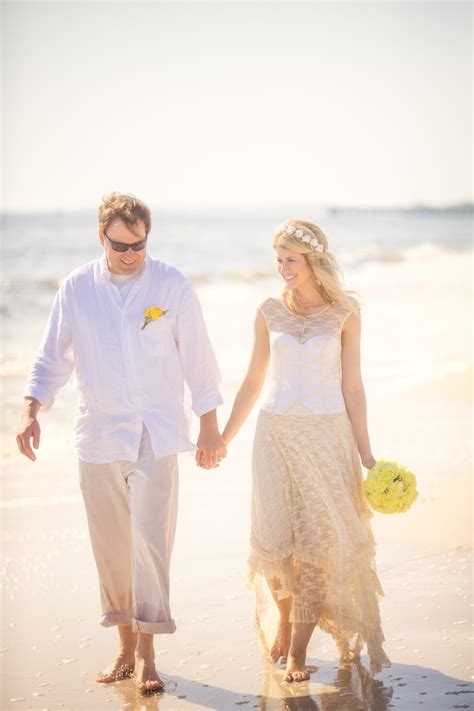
[109,271,141,303]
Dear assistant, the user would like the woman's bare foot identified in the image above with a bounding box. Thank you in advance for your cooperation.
[134,651,164,695]
[270,619,292,663]
[284,652,310,683]
[96,652,135,683]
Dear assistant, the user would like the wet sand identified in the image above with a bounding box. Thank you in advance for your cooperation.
[1,273,473,710]
[1,379,472,710]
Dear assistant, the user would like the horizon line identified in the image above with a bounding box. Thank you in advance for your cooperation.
[2,200,473,218]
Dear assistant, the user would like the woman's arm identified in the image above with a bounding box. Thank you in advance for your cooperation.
[222,309,270,445]
[341,311,376,469]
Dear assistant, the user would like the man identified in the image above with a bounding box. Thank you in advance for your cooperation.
[16,193,226,695]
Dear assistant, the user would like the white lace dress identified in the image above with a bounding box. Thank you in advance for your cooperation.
[248,297,390,675]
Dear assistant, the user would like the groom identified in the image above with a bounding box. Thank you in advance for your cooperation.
[16,193,227,694]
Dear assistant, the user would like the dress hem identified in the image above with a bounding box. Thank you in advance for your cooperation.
[248,550,391,676]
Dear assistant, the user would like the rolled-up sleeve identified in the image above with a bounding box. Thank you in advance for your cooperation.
[175,281,223,417]
[23,285,74,410]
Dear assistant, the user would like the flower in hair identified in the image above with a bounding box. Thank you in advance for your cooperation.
[278,222,325,253]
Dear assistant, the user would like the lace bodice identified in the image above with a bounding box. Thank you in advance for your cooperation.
[259,297,356,415]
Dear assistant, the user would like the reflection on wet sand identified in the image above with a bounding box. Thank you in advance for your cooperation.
[103,677,167,711]
[101,659,393,711]
[258,659,393,710]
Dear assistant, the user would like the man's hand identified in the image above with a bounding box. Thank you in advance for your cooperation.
[195,409,227,469]
[16,398,41,462]
[196,431,227,469]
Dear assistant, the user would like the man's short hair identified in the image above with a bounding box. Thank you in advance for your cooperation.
[99,193,152,236]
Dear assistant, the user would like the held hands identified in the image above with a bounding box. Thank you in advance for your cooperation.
[195,409,228,470]
[195,430,227,469]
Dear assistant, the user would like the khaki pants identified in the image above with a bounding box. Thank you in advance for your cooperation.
[79,427,178,634]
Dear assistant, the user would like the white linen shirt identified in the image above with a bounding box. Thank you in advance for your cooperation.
[24,254,223,463]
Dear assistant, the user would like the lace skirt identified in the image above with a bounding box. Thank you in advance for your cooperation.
[248,408,390,675]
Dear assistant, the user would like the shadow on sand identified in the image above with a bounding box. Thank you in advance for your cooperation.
[100,656,473,710]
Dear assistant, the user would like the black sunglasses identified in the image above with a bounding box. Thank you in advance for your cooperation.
[104,232,148,253]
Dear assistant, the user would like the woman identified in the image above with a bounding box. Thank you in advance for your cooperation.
[222,220,390,683]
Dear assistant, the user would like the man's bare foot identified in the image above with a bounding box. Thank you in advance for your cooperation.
[284,652,310,683]
[134,652,164,695]
[270,619,292,663]
[96,652,135,683]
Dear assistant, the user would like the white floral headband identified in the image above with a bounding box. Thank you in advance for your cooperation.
[276,222,324,253]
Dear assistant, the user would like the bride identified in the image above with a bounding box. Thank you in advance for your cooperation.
[222,219,390,682]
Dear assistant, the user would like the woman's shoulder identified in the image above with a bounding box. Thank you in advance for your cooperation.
[332,297,361,316]
[258,296,282,312]
[256,296,286,329]
[330,301,361,332]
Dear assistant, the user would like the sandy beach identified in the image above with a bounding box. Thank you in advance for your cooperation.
[1,250,473,710]
[3,0,473,704]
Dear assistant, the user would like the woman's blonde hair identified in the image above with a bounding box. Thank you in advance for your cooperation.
[273,219,359,313]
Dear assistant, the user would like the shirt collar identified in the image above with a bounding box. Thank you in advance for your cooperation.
[100,252,151,282]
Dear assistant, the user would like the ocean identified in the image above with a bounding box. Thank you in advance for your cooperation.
[1,206,472,386]
[2,207,472,286]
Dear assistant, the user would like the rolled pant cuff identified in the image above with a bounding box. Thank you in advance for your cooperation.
[100,610,133,627]
[132,618,176,634]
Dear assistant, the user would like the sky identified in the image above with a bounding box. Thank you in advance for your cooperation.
[2,1,472,212]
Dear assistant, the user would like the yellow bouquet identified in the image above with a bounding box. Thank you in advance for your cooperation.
[363,460,418,514]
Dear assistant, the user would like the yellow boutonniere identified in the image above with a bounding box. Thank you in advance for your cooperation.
[141,306,168,330]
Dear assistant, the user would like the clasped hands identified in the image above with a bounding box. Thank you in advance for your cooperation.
[195,429,228,469]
